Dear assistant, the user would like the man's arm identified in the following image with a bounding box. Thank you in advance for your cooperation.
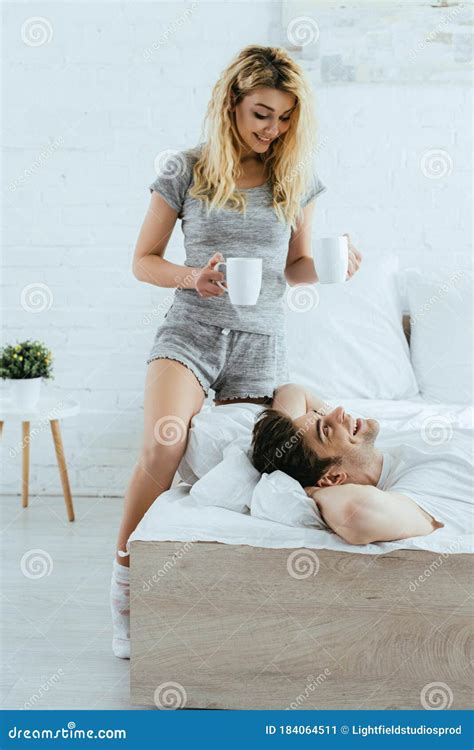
[272,383,330,420]
[306,484,443,545]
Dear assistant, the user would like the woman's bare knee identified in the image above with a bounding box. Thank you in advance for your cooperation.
[140,443,186,470]
[140,440,187,484]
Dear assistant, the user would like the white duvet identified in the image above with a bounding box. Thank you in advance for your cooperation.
[128,398,473,556]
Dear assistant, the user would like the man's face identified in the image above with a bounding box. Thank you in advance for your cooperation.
[293,406,380,485]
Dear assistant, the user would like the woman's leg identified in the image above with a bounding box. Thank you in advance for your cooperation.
[110,358,205,658]
[115,358,206,566]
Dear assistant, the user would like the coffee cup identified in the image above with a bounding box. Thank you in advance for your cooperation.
[314,236,349,284]
[215,258,262,305]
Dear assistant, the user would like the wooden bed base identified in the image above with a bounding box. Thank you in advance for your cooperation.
[130,540,472,709]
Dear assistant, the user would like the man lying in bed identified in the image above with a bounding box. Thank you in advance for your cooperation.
[249,383,446,545]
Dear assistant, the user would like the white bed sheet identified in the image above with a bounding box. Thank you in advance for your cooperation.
[128,399,473,556]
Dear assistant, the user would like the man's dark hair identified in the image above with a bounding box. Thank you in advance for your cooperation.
[250,408,342,486]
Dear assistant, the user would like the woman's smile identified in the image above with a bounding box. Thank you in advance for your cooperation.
[253,132,275,144]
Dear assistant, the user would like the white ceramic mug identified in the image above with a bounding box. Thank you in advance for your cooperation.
[314,236,349,284]
[215,258,262,305]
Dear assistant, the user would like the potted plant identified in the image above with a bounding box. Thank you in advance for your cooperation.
[0,339,54,410]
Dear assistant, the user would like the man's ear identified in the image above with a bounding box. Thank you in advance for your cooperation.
[316,470,347,488]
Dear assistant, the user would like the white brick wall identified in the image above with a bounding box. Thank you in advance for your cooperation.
[1,2,471,497]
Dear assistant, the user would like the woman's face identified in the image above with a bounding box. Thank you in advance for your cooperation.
[232,86,296,154]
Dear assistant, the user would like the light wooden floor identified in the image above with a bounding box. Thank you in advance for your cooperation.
[0,493,150,710]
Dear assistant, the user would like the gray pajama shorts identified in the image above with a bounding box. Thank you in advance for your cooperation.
[147,316,289,402]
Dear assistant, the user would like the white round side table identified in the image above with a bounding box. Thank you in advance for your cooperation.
[0,396,80,522]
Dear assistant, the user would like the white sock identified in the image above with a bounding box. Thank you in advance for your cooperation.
[110,557,130,659]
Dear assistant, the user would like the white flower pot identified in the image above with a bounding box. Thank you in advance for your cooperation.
[8,377,43,410]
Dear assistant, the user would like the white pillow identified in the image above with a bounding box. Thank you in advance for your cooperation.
[178,402,264,483]
[284,255,418,399]
[405,268,473,404]
[188,443,330,530]
[189,444,260,512]
[251,471,329,530]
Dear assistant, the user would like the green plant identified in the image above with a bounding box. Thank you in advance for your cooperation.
[0,339,54,380]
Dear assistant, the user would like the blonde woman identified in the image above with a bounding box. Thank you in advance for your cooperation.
[110,45,362,658]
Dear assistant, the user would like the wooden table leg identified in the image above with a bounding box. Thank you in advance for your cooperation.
[22,421,30,508]
[50,419,75,522]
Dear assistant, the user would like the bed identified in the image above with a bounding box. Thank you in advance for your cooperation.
[128,260,473,709]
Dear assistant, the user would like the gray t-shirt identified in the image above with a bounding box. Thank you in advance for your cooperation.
[149,144,327,335]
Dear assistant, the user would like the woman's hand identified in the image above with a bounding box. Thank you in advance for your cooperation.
[344,233,362,280]
[194,252,227,298]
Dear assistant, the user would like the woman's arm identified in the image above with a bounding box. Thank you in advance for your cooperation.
[132,193,200,288]
[284,203,318,286]
[132,193,226,298]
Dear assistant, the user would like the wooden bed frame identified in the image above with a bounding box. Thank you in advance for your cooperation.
[130,542,472,709]
[130,316,473,709]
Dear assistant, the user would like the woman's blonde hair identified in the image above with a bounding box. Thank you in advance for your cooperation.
[189,45,322,231]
